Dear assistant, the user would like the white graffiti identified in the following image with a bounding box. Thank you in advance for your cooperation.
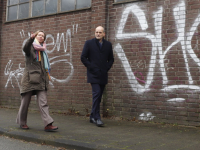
[46,29,72,53]
[5,25,78,88]
[20,30,30,56]
[167,98,185,102]
[4,60,24,88]
[45,28,74,84]
[131,60,146,69]
[139,112,155,121]
[114,1,200,102]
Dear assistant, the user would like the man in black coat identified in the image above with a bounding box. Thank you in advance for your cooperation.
[81,26,114,127]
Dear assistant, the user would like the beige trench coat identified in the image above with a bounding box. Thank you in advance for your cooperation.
[20,38,49,95]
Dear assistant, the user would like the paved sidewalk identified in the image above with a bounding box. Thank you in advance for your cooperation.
[1,107,200,150]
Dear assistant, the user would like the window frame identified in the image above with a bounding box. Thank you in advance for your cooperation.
[113,0,145,5]
[6,0,91,22]
[7,0,30,21]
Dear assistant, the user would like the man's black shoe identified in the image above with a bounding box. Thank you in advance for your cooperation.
[90,118,96,124]
[96,119,104,127]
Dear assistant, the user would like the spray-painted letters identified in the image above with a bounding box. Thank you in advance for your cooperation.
[5,25,78,88]
[114,1,200,102]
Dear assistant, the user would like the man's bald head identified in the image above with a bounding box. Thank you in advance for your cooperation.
[95,26,105,42]
[95,26,105,33]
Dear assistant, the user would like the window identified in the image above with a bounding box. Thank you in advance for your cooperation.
[114,0,143,3]
[7,0,91,21]
[32,0,58,17]
[61,0,90,12]
[7,0,29,21]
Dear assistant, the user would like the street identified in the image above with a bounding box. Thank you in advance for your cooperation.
[0,135,65,150]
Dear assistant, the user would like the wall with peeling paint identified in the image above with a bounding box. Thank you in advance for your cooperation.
[1,0,200,126]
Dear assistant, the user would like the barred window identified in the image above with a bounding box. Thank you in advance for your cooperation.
[7,0,91,21]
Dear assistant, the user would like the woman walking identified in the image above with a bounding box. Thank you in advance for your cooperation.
[16,30,58,132]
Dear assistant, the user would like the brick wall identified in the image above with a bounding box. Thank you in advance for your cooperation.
[1,0,200,126]
[0,0,3,60]
[108,0,200,126]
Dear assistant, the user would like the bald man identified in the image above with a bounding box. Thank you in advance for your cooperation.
[81,26,114,127]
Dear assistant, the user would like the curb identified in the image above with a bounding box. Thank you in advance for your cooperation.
[0,127,93,150]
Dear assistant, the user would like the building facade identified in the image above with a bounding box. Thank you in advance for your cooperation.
[1,0,200,126]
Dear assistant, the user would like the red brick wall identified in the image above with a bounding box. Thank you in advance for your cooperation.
[0,0,93,114]
[1,0,200,126]
[108,0,200,126]
[0,0,3,58]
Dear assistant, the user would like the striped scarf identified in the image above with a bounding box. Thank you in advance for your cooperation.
[32,39,51,80]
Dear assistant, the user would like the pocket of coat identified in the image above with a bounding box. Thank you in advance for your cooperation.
[90,67,99,73]
[29,70,41,84]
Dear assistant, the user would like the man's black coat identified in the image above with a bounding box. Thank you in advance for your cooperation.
[81,38,114,84]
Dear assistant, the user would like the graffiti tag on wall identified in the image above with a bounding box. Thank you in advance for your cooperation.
[114,1,200,103]
[5,25,78,88]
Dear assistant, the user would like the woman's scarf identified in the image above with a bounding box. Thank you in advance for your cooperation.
[32,39,51,80]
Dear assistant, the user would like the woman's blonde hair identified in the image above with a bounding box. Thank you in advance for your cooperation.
[34,30,46,41]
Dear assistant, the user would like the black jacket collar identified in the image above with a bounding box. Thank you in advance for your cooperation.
[95,38,105,44]
[95,38,105,50]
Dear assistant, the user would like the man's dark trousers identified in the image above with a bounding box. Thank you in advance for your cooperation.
[90,83,105,120]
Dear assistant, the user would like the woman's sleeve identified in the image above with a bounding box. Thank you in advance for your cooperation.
[23,38,34,56]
